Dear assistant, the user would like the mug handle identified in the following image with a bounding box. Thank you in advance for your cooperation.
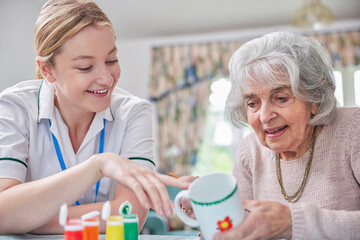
[174,190,199,227]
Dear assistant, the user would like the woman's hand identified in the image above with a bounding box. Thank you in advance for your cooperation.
[176,175,198,219]
[213,200,292,240]
[178,175,198,185]
[95,153,192,217]
[179,196,196,219]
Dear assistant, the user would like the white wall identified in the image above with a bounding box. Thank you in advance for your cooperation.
[1,0,360,102]
[116,40,152,98]
[0,1,41,91]
[0,1,153,99]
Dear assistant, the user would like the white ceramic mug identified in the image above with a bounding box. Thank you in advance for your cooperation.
[174,173,244,240]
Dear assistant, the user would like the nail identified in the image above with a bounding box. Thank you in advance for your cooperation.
[166,208,173,216]
[158,209,164,217]
[143,201,149,209]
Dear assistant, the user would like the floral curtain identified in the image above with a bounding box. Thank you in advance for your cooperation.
[308,31,360,66]
[149,30,360,175]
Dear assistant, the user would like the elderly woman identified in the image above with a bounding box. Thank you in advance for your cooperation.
[214,31,360,239]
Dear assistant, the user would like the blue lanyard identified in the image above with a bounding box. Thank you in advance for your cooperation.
[49,119,105,205]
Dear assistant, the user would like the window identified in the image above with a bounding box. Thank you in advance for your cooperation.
[334,66,360,107]
[191,78,233,175]
[355,70,360,106]
[334,71,344,107]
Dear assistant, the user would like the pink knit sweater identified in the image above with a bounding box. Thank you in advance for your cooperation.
[233,107,360,239]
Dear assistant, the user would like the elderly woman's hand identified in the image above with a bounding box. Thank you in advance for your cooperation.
[179,197,196,219]
[213,200,292,240]
[177,175,198,219]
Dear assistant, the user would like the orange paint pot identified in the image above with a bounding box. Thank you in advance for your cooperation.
[83,217,100,240]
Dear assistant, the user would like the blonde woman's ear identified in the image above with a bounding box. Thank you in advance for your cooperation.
[37,60,56,83]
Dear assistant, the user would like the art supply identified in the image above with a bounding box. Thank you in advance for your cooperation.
[168,172,180,178]
[105,216,124,240]
[82,211,100,240]
[102,201,124,240]
[59,203,84,240]
[64,219,84,240]
[174,173,244,240]
[123,214,139,240]
[120,201,138,240]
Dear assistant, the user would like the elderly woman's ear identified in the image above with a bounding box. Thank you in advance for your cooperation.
[311,103,320,115]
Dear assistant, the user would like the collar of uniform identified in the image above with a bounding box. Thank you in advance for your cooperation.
[37,79,114,123]
[37,80,54,123]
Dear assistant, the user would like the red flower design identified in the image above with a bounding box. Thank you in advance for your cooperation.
[217,216,233,232]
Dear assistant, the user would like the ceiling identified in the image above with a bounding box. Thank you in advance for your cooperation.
[97,0,360,40]
[34,0,360,41]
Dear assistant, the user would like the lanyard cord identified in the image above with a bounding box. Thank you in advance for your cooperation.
[49,119,105,205]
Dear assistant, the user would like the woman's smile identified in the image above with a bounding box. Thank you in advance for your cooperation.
[86,88,110,97]
[264,125,288,138]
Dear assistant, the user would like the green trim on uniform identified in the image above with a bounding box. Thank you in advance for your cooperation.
[128,157,156,167]
[109,107,115,120]
[0,158,28,168]
[190,184,237,206]
[38,80,44,116]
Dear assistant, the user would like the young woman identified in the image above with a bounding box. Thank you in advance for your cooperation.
[0,0,192,234]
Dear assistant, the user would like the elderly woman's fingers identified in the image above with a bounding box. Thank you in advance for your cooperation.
[180,197,192,209]
[179,198,196,219]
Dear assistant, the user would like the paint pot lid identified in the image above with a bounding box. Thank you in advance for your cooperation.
[119,200,132,216]
[101,201,111,221]
[81,210,100,221]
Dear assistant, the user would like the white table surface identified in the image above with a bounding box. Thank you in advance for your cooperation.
[0,234,200,240]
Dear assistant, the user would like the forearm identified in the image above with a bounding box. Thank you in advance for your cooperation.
[31,183,150,234]
[0,152,192,234]
[112,183,149,231]
[290,202,360,239]
[0,155,102,234]
[30,201,107,234]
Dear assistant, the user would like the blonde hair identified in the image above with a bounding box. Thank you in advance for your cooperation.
[34,0,114,79]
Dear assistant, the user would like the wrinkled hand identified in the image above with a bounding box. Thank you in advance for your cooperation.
[179,197,196,219]
[177,175,198,219]
[96,153,191,217]
[213,200,292,240]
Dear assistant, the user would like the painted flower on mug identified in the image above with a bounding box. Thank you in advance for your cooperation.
[216,216,233,232]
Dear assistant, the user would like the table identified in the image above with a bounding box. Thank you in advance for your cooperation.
[0,234,200,240]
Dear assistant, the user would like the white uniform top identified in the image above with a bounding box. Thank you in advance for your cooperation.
[0,80,155,204]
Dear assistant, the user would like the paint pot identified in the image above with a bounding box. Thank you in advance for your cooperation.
[105,215,124,240]
[123,214,139,240]
[82,211,100,240]
[64,219,83,240]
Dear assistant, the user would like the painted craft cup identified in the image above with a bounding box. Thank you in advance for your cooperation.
[174,173,244,240]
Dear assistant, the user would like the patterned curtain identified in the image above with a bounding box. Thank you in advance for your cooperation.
[149,43,241,174]
[308,31,360,66]
[149,30,360,175]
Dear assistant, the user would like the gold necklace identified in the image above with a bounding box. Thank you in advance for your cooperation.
[276,126,317,203]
